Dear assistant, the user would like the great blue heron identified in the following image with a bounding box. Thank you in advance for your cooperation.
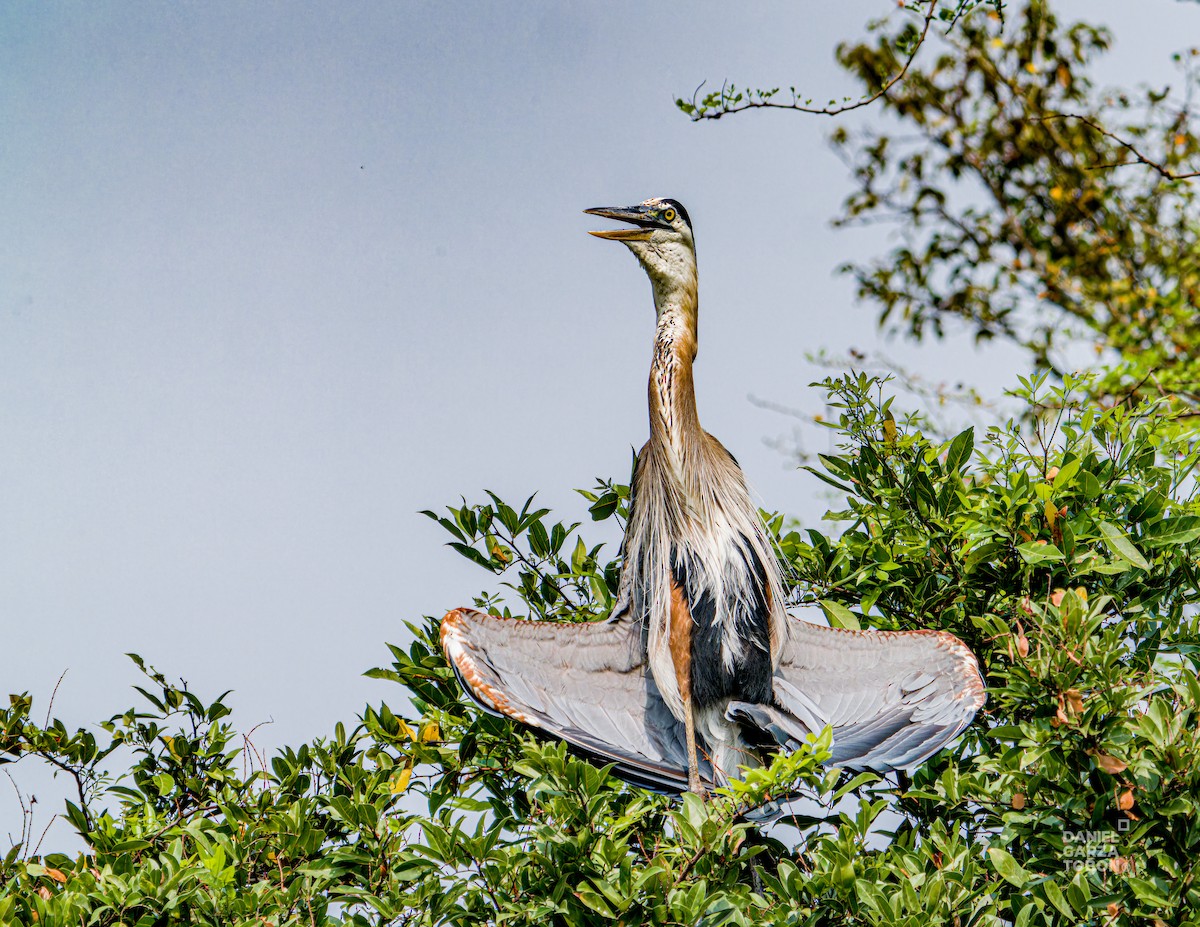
[441,197,984,801]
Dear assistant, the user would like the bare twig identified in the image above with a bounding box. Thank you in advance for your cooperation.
[30,815,56,858]
[44,669,68,727]
[1036,113,1200,181]
[242,718,274,783]
[3,769,31,851]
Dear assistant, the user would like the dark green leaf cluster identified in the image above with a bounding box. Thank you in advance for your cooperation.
[419,480,628,622]
[774,372,1200,924]
[1,659,418,923]
[784,372,1200,650]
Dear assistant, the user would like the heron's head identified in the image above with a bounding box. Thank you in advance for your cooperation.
[585,198,696,298]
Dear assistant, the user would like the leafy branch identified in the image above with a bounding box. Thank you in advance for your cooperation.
[676,0,997,121]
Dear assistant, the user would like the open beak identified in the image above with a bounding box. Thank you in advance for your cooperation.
[585,205,657,241]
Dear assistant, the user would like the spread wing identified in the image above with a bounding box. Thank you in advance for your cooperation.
[441,607,710,793]
[730,609,985,771]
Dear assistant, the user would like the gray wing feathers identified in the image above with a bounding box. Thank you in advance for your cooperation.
[441,607,707,793]
[441,605,984,795]
[760,610,986,770]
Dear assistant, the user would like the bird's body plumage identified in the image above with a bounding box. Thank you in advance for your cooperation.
[623,301,786,783]
[440,198,985,806]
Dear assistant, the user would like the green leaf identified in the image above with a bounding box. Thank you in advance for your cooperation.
[112,838,153,853]
[945,426,975,472]
[576,888,616,917]
[1041,879,1074,919]
[1142,515,1200,548]
[988,846,1031,887]
[1051,457,1082,489]
[1126,876,1170,908]
[571,536,588,573]
[820,599,861,630]
[802,464,854,495]
[964,539,1006,572]
[588,492,620,521]
[448,541,493,570]
[1098,521,1151,570]
[1016,541,1065,564]
[528,520,550,557]
[833,770,880,801]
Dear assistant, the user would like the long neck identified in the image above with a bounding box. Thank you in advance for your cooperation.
[648,279,700,464]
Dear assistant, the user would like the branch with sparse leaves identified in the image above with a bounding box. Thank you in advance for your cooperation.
[676,0,1001,121]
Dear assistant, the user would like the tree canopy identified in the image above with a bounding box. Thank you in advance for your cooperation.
[685,1,1200,412]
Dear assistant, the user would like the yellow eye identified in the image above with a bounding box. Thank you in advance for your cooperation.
[663,208,677,222]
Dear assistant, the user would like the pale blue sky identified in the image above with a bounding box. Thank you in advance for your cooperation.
[2,1,1195,847]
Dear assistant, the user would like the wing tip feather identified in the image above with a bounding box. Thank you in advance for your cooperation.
[440,607,535,725]
[788,612,988,715]
[931,628,987,715]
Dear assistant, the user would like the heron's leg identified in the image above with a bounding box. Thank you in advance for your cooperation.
[684,697,706,797]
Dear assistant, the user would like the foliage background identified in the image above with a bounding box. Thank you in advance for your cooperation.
[4,2,1200,924]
